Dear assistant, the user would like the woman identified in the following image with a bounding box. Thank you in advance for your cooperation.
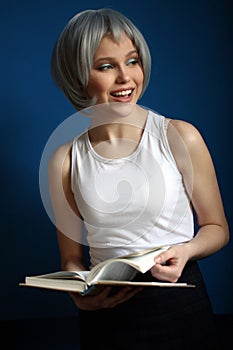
[49,8,229,349]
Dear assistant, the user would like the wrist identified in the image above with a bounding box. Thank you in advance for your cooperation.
[181,241,198,261]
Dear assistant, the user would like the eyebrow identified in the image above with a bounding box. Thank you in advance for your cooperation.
[94,50,138,64]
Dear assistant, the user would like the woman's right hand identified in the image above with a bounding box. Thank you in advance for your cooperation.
[69,286,143,311]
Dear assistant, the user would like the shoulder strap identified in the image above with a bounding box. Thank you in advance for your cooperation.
[164,118,171,133]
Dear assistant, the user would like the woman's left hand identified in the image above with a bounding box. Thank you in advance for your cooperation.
[150,244,190,282]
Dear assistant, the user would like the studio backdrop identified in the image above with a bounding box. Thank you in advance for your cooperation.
[1,0,232,319]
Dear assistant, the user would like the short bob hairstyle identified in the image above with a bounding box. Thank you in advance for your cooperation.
[51,8,151,111]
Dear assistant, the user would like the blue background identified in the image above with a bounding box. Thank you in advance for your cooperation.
[1,0,232,320]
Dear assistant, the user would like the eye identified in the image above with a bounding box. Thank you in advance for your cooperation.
[126,58,139,66]
[97,63,114,71]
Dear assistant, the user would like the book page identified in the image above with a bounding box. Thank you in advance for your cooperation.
[23,276,87,293]
[87,245,170,283]
[36,270,90,282]
[94,280,195,288]
[87,262,137,284]
[120,245,168,257]
[121,246,170,273]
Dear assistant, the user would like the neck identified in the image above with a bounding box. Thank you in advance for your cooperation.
[88,104,148,143]
[87,105,148,159]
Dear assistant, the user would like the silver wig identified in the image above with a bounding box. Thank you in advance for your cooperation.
[51,8,151,111]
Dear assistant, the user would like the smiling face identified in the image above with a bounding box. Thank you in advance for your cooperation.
[87,32,144,105]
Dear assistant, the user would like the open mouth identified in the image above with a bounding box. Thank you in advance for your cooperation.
[111,89,133,97]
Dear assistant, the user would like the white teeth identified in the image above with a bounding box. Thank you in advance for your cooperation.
[112,89,132,96]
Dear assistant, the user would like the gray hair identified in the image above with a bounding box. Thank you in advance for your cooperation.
[51,8,151,111]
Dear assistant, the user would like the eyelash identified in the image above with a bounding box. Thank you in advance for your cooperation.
[97,58,139,71]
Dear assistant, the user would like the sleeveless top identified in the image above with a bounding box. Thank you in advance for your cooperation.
[71,110,194,266]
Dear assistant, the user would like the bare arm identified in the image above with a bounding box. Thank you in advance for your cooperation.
[48,142,86,271]
[48,142,142,309]
[151,119,229,282]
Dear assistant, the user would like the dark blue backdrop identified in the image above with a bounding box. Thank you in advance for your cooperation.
[1,0,232,320]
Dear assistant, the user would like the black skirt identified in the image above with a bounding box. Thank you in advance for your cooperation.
[79,261,221,350]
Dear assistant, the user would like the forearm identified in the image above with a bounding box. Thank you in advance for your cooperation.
[57,232,88,271]
[61,257,87,272]
[185,223,229,261]
[151,223,229,283]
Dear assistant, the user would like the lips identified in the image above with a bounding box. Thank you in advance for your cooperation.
[111,89,133,97]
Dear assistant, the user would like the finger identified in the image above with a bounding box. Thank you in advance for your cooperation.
[116,287,143,304]
[154,247,174,264]
[104,287,143,309]
[151,263,179,282]
[91,286,113,306]
[114,286,142,300]
[95,286,112,299]
[70,287,113,310]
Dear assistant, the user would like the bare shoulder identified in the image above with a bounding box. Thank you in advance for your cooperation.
[167,118,206,151]
[49,142,72,174]
[166,118,212,176]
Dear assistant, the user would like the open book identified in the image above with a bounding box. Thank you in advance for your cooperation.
[20,245,195,295]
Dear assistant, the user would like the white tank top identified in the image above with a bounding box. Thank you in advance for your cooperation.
[71,110,194,266]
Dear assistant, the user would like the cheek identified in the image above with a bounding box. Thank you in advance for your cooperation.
[135,69,144,94]
[137,68,144,85]
[87,76,109,98]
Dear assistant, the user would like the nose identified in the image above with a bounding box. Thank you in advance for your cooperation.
[115,66,130,84]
